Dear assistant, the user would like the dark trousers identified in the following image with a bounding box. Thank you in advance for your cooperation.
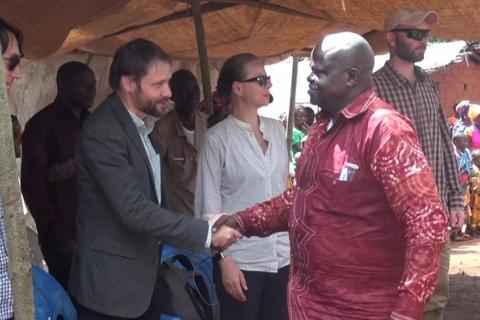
[214,263,289,320]
[40,244,72,291]
[76,266,171,320]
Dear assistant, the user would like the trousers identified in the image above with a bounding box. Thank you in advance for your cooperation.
[423,240,450,320]
[214,263,289,320]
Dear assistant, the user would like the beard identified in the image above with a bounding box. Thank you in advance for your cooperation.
[133,87,169,118]
[395,37,426,63]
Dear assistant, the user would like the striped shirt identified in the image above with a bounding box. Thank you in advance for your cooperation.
[374,63,463,211]
[0,196,13,320]
[195,115,290,272]
[127,111,162,204]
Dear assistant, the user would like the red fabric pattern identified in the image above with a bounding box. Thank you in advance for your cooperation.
[370,114,448,318]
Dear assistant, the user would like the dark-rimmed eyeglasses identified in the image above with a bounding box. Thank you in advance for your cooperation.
[238,75,271,86]
[3,55,22,71]
[391,28,430,41]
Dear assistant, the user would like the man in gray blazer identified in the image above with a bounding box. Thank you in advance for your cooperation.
[69,38,241,320]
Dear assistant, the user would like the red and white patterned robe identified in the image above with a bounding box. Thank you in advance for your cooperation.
[234,89,448,320]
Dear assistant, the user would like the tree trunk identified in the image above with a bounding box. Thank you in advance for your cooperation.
[0,56,35,318]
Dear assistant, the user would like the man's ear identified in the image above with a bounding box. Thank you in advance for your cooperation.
[345,68,360,87]
[120,75,137,93]
[385,31,396,48]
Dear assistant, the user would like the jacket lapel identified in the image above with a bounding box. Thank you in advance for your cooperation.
[107,94,157,197]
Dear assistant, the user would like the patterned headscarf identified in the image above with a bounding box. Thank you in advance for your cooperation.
[198,91,231,128]
[468,103,480,122]
[455,100,470,120]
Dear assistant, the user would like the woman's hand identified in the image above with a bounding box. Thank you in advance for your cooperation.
[220,256,248,302]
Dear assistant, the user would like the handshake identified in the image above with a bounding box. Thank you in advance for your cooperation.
[209,214,243,251]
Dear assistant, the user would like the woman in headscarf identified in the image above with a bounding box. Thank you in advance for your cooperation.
[466,103,480,150]
[452,100,472,137]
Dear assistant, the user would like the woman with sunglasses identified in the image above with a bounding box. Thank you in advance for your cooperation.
[1,18,22,91]
[195,53,290,320]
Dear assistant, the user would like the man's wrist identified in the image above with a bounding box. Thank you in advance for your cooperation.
[213,251,226,263]
[204,221,212,248]
[390,293,424,320]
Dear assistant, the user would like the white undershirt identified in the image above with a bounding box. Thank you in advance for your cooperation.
[182,126,195,146]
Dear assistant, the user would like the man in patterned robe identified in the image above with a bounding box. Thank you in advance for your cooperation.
[212,32,448,320]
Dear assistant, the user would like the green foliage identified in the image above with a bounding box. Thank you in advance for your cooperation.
[428,37,454,44]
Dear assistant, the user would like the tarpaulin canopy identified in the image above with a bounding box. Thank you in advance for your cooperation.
[2,0,479,60]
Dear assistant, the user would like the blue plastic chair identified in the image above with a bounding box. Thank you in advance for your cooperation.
[32,265,77,320]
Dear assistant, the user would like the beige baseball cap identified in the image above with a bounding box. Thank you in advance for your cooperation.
[384,6,439,32]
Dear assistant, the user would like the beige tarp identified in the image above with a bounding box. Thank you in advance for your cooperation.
[2,0,479,60]
[5,0,480,124]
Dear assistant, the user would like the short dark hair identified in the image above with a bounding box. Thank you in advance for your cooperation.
[169,69,199,102]
[217,53,258,101]
[56,61,94,90]
[0,18,24,55]
[303,106,315,125]
[108,38,171,91]
[294,104,305,113]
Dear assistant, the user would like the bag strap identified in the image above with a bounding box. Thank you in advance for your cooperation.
[159,262,202,320]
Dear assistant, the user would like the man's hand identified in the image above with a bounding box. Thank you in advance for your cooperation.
[208,214,224,227]
[449,208,465,231]
[220,257,247,302]
[210,225,242,251]
[212,214,239,232]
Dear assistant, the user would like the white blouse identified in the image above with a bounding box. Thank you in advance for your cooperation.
[195,115,290,272]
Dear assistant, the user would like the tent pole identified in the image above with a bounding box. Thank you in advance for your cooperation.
[286,56,299,153]
[0,48,35,318]
[191,0,213,115]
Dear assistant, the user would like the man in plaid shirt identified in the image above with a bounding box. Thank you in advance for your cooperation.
[374,6,464,320]
[0,18,24,320]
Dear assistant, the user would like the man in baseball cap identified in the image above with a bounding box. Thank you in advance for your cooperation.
[374,5,463,320]
[384,5,438,32]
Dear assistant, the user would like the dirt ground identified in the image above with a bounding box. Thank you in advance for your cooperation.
[444,236,480,320]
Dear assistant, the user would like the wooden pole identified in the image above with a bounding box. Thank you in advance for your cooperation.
[286,56,299,153]
[0,50,35,318]
[191,0,213,115]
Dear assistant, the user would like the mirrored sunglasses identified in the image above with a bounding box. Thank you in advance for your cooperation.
[3,55,22,71]
[238,75,271,86]
[391,28,430,41]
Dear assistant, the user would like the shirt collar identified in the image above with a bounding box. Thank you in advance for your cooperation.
[127,110,156,135]
[313,89,377,136]
[316,88,376,122]
[172,111,186,137]
[383,61,427,87]
[229,114,265,133]
[339,88,377,119]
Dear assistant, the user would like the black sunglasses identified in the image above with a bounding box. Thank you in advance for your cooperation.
[391,28,430,41]
[238,75,271,86]
[3,55,22,71]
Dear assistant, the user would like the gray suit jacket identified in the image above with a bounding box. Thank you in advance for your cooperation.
[69,93,209,318]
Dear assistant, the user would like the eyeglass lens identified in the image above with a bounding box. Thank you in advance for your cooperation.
[392,28,429,41]
[3,55,21,71]
[241,75,271,85]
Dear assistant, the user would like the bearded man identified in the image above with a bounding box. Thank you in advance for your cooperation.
[69,39,241,320]
[373,7,464,320]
